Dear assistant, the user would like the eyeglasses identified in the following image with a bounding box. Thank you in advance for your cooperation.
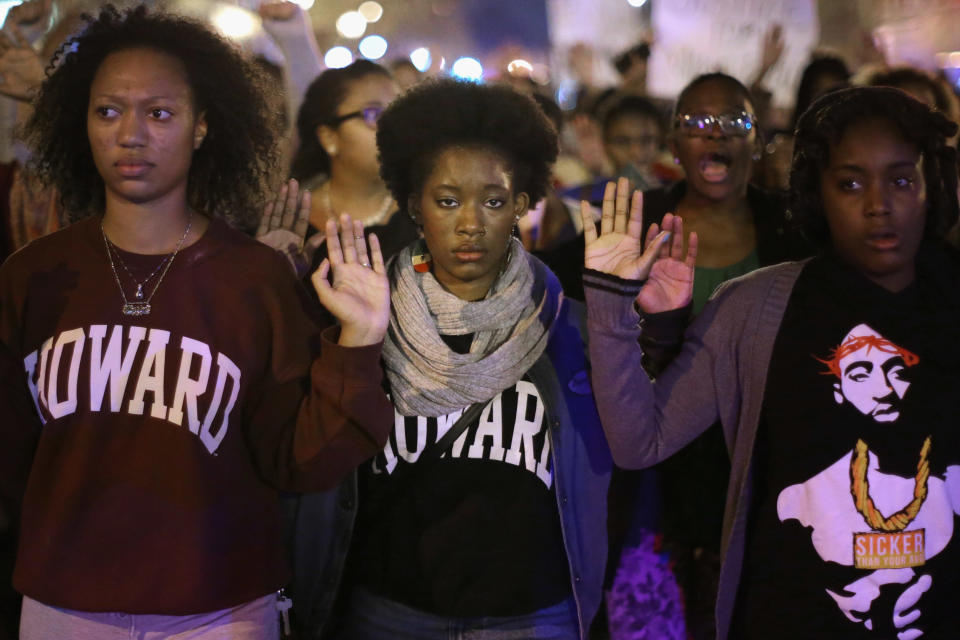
[674,111,756,137]
[331,106,384,128]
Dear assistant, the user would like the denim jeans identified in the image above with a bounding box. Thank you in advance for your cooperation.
[19,593,279,640]
[337,588,580,640]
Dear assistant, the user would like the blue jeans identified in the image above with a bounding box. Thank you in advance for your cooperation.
[19,593,279,640]
[337,588,580,640]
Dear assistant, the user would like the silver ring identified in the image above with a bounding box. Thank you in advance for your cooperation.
[360,260,371,267]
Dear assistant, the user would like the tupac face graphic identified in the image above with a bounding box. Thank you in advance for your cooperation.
[823,324,917,423]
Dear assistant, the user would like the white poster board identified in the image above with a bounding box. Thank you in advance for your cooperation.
[648,0,818,108]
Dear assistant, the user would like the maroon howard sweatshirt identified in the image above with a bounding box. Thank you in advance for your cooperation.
[0,215,393,614]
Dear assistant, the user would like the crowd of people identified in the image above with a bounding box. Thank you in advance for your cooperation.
[0,2,958,640]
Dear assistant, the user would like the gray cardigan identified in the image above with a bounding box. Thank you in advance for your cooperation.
[583,260,807,640]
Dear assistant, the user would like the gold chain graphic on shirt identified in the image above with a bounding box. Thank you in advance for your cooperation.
[850,436,931,532]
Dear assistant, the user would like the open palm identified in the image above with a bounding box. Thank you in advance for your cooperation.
[257,179,314,277]
[636,219,696,313]
[311,214,390,347]
[0,25,43,101]
[581,178,697,314]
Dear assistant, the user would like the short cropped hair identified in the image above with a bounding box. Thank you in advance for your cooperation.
[674,72,756,120]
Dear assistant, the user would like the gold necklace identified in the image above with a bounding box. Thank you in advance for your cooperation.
[320,181,394,228]
[850,436,931,532]
[101,215,193,316]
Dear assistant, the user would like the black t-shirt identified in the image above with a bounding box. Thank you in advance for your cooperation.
[734,254,960,639]
[353,333,571,617]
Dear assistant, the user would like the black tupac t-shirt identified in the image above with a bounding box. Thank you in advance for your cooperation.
[734,254,960,639]
[354,334,571,617]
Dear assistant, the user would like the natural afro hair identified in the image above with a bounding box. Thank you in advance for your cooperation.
[790,86,958,248]
[22,4,280,230]
[375,79,558,213]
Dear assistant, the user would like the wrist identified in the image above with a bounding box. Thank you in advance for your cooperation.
[338,323,386,347]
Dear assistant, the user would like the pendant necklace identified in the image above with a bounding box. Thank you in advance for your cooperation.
[101,214,193,316]
[320,181,394,228]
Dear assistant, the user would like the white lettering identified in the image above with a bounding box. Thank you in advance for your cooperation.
[167,337,212,433]
[435,407,464,442]
[467,397,505,461]
[36,337,53,410]
[22,350,42,418]
[451,419,472,458]
[128,329,171,418]
[47,328,85,419]
[397,416,427,463]
[536,428,553,488]
[504,380,544,472]
[380,423,399,474]
[89,325,146,412]
[199,352,241,454]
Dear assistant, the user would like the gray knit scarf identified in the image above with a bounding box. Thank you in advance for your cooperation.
[383,237,562,417]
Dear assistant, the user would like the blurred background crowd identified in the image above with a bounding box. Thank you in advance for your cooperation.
[0,1,957,639]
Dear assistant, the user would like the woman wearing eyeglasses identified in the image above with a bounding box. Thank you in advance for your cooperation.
[586,85,960,640]
[289,61,418,276]
[661,72,808,312]
[605,73,809,640]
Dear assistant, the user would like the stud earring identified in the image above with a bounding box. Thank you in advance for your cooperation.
[673,157,680,165]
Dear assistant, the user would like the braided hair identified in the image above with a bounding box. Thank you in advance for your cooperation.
[790,86,959,248]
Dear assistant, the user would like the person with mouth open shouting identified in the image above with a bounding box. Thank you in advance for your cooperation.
[583,85,960,639]
[604,72,811,640]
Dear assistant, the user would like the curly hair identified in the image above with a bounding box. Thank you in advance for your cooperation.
[376,79,558,213]
[290,60,392,182]
[789,86,959,248]
[22,4,279,230]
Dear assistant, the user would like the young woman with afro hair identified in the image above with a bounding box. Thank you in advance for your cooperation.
[583,86,960,639]
[287,79,617,639]
[0,6,394,638]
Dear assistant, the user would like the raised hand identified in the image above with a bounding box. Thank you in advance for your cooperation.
[582,177,668,279]
[257,0,300,21]
[581,177,696,314]
[0,23,44,101]
[256,178,314,277]
[636,213,697,314]
[758,24,784,78]
[312,214,390,347]
[3,0,51,41]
